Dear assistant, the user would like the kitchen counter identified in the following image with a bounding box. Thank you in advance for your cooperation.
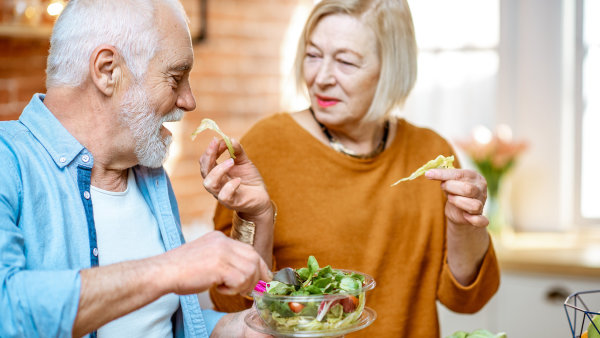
[493,228,600,277]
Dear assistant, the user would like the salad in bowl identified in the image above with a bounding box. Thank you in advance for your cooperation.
[250,256,376,336]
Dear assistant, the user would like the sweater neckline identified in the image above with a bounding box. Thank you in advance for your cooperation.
[282,112,406,167]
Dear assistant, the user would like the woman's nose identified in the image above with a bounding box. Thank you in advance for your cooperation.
[314,61,336,87]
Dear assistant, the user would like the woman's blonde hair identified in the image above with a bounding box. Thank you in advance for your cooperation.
[294,0,417,122]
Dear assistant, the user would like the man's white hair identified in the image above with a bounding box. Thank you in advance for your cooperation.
[46,0,189,88]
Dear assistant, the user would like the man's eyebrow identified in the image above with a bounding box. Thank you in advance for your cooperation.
[169,63,192,72]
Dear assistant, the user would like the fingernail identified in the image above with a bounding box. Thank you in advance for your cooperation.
[424,170,434,178]
[225,158,234,166]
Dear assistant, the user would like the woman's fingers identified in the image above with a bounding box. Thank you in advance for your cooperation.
[463,212,490,228]
[447,194,485,215]
[217,177,242,206]
[199,137,224,178]
[441,180,485,200]
[203,158,235,196]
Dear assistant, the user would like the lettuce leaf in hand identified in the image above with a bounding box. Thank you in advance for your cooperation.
[391,155,455,186]
[191,118,236,159]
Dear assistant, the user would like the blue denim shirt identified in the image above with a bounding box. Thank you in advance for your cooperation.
[0,94,224,338]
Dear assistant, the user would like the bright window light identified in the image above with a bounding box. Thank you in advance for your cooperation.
[580,0,600,218]
[403,0,499,139]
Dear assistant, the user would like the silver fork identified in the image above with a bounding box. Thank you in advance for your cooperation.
[272,267,299,286]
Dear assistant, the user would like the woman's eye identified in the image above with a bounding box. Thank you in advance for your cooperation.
[339,60,356,67]
[305,52,320,59]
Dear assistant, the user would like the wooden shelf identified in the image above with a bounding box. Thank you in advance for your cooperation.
[493,229,600,277]
[0,25,53,39]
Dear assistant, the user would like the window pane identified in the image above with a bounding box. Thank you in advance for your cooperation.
[409,0,499,49]
[584,0,600,46]
[403,51,498,139]
[581,44,600,218]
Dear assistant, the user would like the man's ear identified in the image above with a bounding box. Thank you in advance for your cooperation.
[89,44,123,97]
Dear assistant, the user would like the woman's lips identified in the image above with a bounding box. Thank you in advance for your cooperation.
[316,96,339,108]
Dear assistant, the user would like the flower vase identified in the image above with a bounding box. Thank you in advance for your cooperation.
[486,193,503,234]
[484,178,512,235]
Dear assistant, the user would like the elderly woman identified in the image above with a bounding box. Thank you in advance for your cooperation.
[200,0,500,336]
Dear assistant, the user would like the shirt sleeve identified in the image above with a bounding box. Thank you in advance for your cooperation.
[200,309,226,335]
[436,236,501,313]
[0,145,81,337]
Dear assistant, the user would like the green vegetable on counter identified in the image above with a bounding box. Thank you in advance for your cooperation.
[447,329,507,338]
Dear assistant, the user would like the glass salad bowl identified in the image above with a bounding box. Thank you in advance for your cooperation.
[246,257,376,337]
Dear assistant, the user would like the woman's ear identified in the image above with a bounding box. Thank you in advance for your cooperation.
[89,44,123,97]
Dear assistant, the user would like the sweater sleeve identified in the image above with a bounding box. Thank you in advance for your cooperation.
[209,203,254,312]
[209,118,285,312]
[436,236,500,313]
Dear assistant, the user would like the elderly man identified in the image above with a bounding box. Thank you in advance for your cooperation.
[0,0,276,337]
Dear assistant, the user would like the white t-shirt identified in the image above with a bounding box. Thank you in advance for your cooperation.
[91,169,180,338]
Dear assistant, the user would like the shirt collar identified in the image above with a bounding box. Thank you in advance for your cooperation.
[19,93,86,169]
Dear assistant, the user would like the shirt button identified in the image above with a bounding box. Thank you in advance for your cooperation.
[92,247,99,257]
[59,157,66,163]
[82,155,90,163]
[83,191,90,200]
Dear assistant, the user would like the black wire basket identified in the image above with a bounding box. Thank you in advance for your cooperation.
[564,290,600,337]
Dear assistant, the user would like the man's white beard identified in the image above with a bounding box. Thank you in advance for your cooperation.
[119,83,185,168]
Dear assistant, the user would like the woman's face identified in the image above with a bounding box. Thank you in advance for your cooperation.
[303,14,381,129]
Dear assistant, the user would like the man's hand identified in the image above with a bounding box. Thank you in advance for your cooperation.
[73,232,271,337]
[211,309,273,338]
[200,137,272,223]
[161,231,272,296]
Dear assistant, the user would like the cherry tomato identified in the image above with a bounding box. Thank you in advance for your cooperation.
[340,295,359,313]
[289,302,305,313]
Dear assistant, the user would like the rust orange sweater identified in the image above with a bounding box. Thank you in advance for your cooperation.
[210,113,500,337]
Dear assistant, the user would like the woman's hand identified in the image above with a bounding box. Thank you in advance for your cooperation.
[199,137,272,221]
[425,168,489,228]
[425,168,490,286]
[199,137,274,267]
[211,309,274,337]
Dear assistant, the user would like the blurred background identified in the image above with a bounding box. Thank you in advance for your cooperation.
[0,0,598,336]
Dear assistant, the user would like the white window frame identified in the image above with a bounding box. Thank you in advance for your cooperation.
[574,0,599,225]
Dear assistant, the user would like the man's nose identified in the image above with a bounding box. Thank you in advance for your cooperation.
[177,82,196,112]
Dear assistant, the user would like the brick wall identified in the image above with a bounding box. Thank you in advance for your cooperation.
[0,0,312,230]
[171,0,312,228]
[0,38,49,121]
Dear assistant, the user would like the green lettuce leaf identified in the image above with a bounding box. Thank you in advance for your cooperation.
[391,154,455,186]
